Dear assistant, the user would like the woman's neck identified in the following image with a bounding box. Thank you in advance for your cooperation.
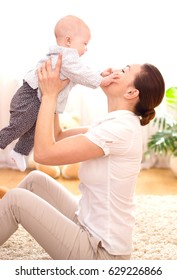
[107,97,135,113]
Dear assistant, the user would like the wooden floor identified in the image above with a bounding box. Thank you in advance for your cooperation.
[136,168,177,195]
[0,167,177,195]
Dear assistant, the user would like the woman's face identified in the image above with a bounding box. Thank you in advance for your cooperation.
[102,64,142,97]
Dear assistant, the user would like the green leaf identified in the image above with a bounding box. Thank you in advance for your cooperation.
[144,86,177,158]
[165,87,177,107]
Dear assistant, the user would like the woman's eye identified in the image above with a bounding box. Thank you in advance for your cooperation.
[122,69,125,73]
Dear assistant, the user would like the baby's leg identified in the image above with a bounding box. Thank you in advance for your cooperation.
[10,122,37,171]
[13,123,36,156]
[1,82,40,171]
[9,150,26,172]
[0,83,39,150]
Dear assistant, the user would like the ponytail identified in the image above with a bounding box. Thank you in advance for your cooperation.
[134,64,165,126]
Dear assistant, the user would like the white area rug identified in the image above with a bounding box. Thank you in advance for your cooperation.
[1,195,177,260]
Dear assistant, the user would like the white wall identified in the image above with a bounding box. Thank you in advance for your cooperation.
[0,0,176,166]
[1,0,176,83]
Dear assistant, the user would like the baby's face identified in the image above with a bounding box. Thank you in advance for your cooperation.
[70,26,91,56]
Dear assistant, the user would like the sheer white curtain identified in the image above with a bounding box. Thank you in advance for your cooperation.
[0,0,176,168]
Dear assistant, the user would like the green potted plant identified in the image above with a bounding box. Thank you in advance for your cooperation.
[145,87,177,176]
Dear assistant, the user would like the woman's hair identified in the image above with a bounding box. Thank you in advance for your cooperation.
[134,63,165,126]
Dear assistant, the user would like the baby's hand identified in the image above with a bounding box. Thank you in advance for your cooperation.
[100,72,119,87]
[101,68,113,77]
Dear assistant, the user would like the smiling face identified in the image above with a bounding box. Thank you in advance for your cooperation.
[102,63,165,123]
[102,64,142,98]
[100,64,142,112]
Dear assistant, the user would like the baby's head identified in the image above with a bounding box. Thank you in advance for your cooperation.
[54,15,91,56]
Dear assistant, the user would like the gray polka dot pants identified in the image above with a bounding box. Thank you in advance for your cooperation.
[0,81,40,155]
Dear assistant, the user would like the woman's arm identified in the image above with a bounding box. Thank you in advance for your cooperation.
[54,113,88,141]
[34,55,104,166]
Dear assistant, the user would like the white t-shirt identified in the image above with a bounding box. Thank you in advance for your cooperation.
[76,110,142,255]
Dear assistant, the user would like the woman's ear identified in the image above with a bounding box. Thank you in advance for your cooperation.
[125,89,139,99]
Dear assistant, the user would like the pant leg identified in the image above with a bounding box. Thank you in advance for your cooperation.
[17,170,79,221]
[13,122,36,156]
[0,82,40,155]
[0,187,96,260]
[0,171,130,260]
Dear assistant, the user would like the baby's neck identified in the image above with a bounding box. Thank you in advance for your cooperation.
[56,38,67,48]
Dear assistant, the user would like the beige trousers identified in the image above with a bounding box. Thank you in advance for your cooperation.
[0,170,130,260]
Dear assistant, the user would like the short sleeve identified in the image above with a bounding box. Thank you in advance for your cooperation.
[85,128,110,156]
[85,119,132,156]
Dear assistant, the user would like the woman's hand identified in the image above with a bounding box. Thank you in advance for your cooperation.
[38,54,69,98]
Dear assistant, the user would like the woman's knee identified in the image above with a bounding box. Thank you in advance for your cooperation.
[17,170,45,188]
[2,188,28,206]
[26,170,45,180]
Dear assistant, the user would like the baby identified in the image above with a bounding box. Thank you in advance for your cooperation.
[0,15,117,171]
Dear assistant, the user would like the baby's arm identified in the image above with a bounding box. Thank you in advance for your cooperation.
[60,49,118,88]
[61,49,103,88]
[101,68,113,77]
[100,69,119,86]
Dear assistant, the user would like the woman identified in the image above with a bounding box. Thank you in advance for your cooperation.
[0,55,165,260]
